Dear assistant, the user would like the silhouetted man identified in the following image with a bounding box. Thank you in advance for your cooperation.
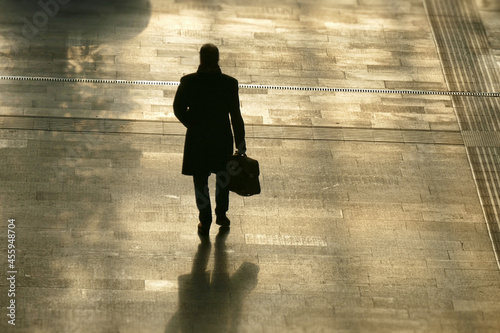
[174,44,246,236]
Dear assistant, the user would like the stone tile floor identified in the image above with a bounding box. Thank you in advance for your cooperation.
[0,0,500,332]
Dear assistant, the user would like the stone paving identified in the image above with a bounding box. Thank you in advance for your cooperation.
[0,0,500,332]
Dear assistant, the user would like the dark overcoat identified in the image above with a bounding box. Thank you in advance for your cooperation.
[173,69,245,176]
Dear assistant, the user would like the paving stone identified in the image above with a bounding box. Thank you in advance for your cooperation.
[1,0,500,332]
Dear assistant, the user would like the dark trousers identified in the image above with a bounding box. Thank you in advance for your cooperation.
[193,172,230,227]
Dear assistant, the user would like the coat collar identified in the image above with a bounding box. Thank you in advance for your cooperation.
[197,65,222,74]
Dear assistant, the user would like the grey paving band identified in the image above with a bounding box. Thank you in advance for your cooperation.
[462,131,500,147]
[426,0,500,267]
[1,75,499,97]
[0,115,463,146]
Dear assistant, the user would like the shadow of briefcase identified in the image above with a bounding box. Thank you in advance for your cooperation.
[226,154,261,196]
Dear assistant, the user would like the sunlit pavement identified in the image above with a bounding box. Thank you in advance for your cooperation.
[1,0,500,332]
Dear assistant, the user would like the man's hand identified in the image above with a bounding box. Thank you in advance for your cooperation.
[236,141,246,155]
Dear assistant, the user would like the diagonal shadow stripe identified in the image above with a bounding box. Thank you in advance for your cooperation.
[426,0,500,267]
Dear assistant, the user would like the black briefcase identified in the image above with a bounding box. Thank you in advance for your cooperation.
[226,153,261,196]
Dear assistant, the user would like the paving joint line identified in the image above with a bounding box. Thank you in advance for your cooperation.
[1,75,499,97]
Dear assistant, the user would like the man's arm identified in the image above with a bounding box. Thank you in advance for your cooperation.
[173,78,190,128]
[229,80,246,154]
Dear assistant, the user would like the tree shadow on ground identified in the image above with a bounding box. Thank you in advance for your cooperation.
[0,1,155,332]
[1,0,151,78]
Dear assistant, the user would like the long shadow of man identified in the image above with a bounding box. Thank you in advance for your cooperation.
[166,228,260,333]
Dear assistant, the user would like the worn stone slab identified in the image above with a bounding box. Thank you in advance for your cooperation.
[1,0,500,332]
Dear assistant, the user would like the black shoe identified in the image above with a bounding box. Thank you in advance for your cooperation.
[197,223,210,236]
[215,215,230,228]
